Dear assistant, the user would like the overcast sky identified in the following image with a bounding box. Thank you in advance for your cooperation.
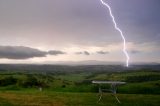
[0,0,160,65]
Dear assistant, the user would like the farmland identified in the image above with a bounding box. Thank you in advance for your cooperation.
[0,64,159,106]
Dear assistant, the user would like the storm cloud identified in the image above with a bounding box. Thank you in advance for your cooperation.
[75,52,83,55]
[75,51,90,55]
[97,51,109,55]
[48,50,66,55]
[84,51,90,55]
[0,46,66,59]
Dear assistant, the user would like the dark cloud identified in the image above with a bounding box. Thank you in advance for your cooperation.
[48,50,66,55]
[97,51,109,55]
[84,51,90,55]
[75,52,83,55]
[0,46,66,59]
[75,51,90,55]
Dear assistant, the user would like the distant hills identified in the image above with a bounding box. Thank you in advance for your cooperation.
[0,62,159,73]
[42,60,123,65]
[41,60,160,66]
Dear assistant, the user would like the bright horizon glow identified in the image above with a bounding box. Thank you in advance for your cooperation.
[99,0,130,67]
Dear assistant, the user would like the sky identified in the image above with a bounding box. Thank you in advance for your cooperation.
[0,0,160,65]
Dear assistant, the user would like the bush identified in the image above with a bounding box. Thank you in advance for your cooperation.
[0,76,17,86]
[18,75,49,88]
[20,75,39,87]
[125,75,160,83]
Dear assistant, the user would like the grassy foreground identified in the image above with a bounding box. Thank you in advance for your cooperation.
[0,90,159,106]
[0,67,159,106]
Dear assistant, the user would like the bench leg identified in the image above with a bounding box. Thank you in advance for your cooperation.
[111,84,121,103]
[113,94,121,103]
[97,87,102,102]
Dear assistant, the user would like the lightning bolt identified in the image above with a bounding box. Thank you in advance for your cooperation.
[99,0,130,67]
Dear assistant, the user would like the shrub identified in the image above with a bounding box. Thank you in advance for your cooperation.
[0,76,17,86]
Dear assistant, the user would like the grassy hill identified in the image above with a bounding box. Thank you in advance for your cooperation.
[0,65,159,105]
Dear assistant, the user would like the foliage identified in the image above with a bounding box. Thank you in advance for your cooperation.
[125,75,160,82]
[0,76,17,86]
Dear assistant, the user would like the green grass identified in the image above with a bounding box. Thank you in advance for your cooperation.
[0,90,159,106]
[91,71,160,81]
[0,70,159,105]
[55,73,90,82]
[118,80,160,94]
[0,97,14,106]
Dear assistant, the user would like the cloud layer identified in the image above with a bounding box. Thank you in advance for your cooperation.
[48,50,66,55]
[97,51,109,54]
[0,0,160,63]
[0,46,65,59]
[75,51,90,55]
